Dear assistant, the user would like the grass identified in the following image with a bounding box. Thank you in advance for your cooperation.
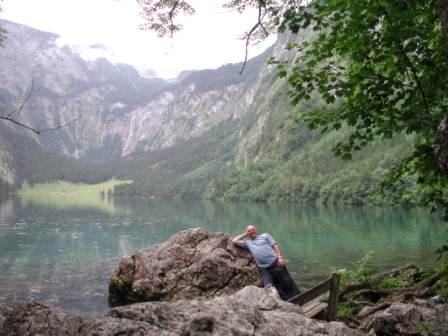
[19,178,131,195]
[18,179,132,214]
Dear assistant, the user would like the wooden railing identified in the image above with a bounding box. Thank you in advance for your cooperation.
[287,272,341,321]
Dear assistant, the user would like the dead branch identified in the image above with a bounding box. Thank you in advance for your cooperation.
[348,288,412,303]
[416,271,443,290]
[339,283,371,301]
[348,299,372,306]
[343,314,362,326]
[1,80,80,134]
[356,301,392,319]
[415,286,437,298]
[6,80,39,119]
[239,2,269,74]
[0,115,80,134]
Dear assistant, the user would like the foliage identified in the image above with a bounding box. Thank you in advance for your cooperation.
[372,277,406,289]
[0,127,115,189]
[339,251,377,286]
[113,119,239,198]
[336,303,356,318]
[274,0,448,256]
[138,0,448,253]
[415,321,437,335]
[137,0,195,37]
[434,261,448,298]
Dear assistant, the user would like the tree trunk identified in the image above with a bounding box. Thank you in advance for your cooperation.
[436,2,448,175]
[437,0,448,47]
[436,113,448,175]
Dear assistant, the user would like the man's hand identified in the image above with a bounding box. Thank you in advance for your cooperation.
[278,256,286,267]
[232,232,247,248]
[272,243,286,267]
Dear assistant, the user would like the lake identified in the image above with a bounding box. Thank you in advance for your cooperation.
[0,194,445,317]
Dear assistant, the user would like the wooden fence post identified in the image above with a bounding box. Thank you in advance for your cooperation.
[327,272,341,322]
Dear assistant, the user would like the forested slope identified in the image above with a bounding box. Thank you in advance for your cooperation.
[115,73,416,205]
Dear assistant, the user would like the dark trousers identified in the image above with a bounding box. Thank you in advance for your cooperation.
[260,261,301,301]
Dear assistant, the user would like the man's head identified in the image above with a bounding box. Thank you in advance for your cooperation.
[246,224,257,239]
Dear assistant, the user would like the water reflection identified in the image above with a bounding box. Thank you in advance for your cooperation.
[0,195,445,316]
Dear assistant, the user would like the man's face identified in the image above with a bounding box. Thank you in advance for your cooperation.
[246,225,257,239]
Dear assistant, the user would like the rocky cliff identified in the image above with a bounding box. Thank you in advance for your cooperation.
[0,19,274,189]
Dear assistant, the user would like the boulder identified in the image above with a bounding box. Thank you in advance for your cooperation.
[0,286,362,336]
[109,228,259,304]
[435,304,448,336]
[361,302,437,335]
[0,301,84,336]
[107,285,362,336]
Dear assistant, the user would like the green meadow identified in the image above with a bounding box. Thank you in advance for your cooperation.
[18,179,132,214]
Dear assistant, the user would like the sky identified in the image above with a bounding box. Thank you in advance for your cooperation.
[2,0,276,78]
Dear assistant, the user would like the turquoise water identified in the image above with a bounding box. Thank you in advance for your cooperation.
[0,196,445,316]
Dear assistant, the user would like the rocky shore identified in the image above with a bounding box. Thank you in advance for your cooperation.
[1,228,447,335]
[0,286,361,336]
[336,265,448,335]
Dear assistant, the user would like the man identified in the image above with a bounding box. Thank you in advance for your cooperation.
[232,224,301,300]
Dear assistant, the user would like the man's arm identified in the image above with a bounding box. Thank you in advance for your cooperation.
[232,232,247,248]
[272,243,286,267]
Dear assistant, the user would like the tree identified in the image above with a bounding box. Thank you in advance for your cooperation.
[139,0,448,254]
[272,0,448,257]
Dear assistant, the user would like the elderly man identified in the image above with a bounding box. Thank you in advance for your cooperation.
[232,224,300,300]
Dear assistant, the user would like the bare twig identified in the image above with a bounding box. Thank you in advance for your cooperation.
[416,271,443,290]
[356,301,392,319]
[6,80,39,119]
[344,314,362,326]
[1,79,79,134]
[239,3,269,74]
[0,115,80,134]
[339,283,370,301]
[167,0,179,38]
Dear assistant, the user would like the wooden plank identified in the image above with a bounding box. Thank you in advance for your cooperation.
[305,303,328,318]
[302,301,322,314]
[327,273,341,322]
[287,277,332,306]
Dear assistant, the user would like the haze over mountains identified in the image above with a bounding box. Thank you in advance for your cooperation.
[0,20,413,204]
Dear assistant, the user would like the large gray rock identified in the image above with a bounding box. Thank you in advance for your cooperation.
[109,228,259,304]
[362,302,438,335]
[0,286,362,336]
[435,304,448,336]
[0,301,84,336]
[107,285,361,336]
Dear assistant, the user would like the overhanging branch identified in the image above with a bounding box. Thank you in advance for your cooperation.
[0,115,80,134]
[239,2,269,74]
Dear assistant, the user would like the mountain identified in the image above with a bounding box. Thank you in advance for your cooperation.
[0,20,268,184]
[0,20,414,204]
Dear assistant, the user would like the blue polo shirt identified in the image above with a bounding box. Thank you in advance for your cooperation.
[244,233,278,268]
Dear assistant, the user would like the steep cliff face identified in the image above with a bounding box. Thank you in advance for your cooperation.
[0,20,275,189]
[0,20,170,159]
